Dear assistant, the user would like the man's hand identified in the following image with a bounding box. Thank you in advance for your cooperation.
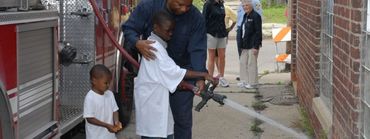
[195,80,206,95]
[136,40,156,60]
[204,74,218,87]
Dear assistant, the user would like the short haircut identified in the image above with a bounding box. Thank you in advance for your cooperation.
[152,10,175,27]
[90,64,112,80]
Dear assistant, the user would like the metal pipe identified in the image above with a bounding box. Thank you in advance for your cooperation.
[88,0,139,68]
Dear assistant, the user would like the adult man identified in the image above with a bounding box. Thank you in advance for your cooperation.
[122,0,207,138]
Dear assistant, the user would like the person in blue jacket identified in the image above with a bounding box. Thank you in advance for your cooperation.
[122,0,207,138]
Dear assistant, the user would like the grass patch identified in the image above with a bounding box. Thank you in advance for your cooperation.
[299,107,315,137]
[263,6,287,23]
[252,101,267,111]
[254,94,263,100]
[250,123,264,136]
[291,107,314,137]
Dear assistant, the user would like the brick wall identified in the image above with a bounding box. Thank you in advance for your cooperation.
[291,0,365,138]
[331,0,363,138]
[294,0,322,137]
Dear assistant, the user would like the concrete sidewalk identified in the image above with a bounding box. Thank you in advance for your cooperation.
[193,73,303,139]
[118,9,300,138]
[117,33,305,138]
[118,73,305,139]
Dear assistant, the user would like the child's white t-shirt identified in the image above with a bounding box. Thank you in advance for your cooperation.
[83,90,119,139]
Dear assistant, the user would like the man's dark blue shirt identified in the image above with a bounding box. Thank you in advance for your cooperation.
[122,0,207,73]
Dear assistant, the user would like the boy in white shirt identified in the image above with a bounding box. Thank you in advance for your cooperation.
[134,10,216,139]
[83,64,122,139]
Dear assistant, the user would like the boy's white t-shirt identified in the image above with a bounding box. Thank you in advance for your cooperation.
[83,90,119,139]
[134,33,186,137]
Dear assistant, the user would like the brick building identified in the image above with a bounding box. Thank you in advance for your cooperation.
[289,0,369,138]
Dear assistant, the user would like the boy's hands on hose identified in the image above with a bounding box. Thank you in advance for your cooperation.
[204,74,218,87]
[195,80,205,95]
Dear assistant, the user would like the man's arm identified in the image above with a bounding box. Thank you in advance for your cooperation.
[185,70,217,85]
[187,11,208,91]
[122,2,147,49]
[188,13,207,73]
[122,0,156,60]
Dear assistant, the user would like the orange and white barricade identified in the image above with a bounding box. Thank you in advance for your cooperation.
[272,26,291,72]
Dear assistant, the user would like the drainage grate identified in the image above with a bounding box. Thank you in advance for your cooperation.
[262,95,298,105]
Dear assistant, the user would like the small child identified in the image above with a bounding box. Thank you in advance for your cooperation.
[134,10,216,139]
[83,64,122,139]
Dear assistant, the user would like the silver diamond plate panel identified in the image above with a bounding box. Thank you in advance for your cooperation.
[0,10,58,25]
[0,0,18,8]
[41,0,60,11]
[59,0,95,126]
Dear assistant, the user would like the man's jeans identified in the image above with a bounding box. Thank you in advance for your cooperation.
[170,90,194,139]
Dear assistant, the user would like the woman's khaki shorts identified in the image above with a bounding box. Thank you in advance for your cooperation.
[207,33,227,49]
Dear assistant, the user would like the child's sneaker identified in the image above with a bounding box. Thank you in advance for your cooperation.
[219,77,229,87]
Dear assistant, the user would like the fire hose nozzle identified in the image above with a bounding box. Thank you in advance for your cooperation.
[212,93,227,105]
[194,83,227,112]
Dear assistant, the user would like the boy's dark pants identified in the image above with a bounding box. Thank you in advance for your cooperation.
[170,90,194,139]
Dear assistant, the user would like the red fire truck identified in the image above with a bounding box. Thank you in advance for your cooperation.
[0,0,139,138]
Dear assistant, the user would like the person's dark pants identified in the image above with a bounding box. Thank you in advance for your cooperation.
[170,89,194,139]
[141,135,174,139]
[236,26,242,57]
[236,26,242,81]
